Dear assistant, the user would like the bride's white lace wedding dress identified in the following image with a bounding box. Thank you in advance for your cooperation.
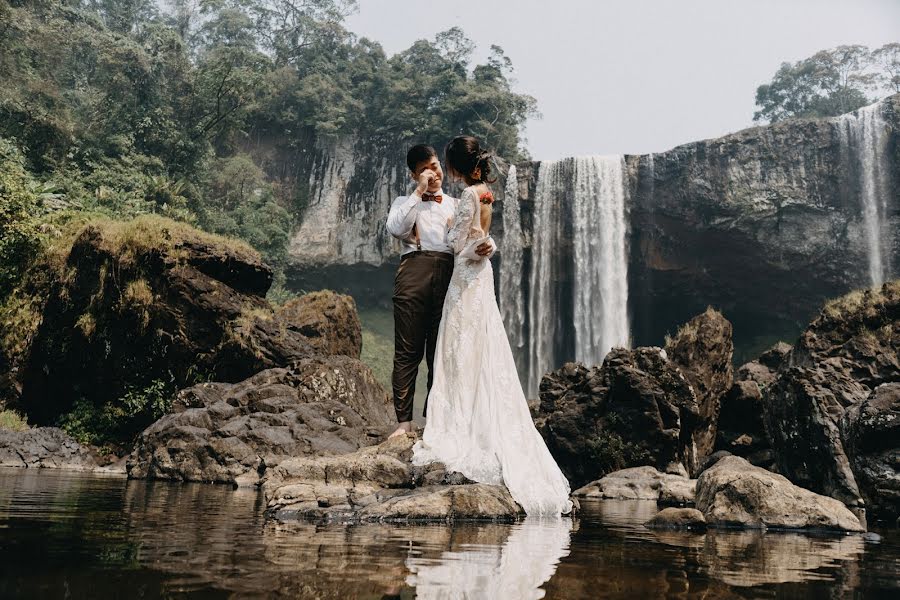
[411,185,573,517]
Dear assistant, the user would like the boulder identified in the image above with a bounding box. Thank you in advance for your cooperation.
[843,383,900,519]
[535,343,712,486]
[0,427,100,471]
[695,455,864,532]
[663,307,734,464]
[275,290,362,358]
[534,362,604,487]
[16,217,314,437]
[761,281,900,516]
[263,434,525,522]
[127,355,393,486]
[763,364,868,507]
[645,507,706,530]
[572,466,695,505]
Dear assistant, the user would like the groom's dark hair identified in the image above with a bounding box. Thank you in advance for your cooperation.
[406,144,437,172]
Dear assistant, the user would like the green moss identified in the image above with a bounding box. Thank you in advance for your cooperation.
[85,213,261,267]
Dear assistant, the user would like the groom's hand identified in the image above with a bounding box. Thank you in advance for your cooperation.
[416,169,436,195]
[475,241,492,257]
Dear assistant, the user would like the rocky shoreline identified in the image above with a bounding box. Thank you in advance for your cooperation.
[0,214,896,531]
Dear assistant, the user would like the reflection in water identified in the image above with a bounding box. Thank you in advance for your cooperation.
[0,469,898,599]
[405,517,574,599]
[650,528,865,588]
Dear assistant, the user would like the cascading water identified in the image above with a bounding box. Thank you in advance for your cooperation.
[522,157,630,398]
[572,156,630,366]
[837,101,893,287]
[526,160,565,398]
[499,165,526,369]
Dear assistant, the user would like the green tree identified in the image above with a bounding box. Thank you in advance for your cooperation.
[873,42,900,94]
[0,139,43,296]
[753,44,890,123]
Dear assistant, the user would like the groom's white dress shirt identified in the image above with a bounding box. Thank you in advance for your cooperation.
[386,189,456,255]
[387,189,496,258]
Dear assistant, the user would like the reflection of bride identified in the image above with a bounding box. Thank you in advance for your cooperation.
[404,517,574,599]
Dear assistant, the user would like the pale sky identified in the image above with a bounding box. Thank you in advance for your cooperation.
[346,0,900,160]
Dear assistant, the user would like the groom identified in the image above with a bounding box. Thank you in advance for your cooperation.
[385,144,494,438]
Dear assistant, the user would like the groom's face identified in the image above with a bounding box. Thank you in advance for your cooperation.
[411,156,443,193]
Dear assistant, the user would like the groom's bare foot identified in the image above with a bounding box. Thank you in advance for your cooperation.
[388,421,413,439]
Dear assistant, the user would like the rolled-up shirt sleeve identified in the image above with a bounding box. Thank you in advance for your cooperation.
[386,193,421,240]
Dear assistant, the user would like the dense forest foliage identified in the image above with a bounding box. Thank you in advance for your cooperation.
[754,43,899,123]
[0,0,536,298]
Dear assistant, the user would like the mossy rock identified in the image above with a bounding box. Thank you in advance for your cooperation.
[11,214,315,447]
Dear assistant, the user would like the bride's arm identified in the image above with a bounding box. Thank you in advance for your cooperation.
[447,188,478,254]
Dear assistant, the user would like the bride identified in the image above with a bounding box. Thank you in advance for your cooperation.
[411,135,573,517]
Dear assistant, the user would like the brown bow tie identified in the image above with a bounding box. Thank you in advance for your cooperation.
[422,192,443,203]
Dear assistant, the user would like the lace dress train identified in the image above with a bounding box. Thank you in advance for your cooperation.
[411,186,573,517]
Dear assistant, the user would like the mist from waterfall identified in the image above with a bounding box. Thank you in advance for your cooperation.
[572,156,630,366]
[838,101,893,287]
[522,157,630,398]
[499,165,526,370]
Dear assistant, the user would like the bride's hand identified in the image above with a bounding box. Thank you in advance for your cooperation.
[475,241,492,257]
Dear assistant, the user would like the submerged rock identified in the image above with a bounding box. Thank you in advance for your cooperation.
[0,427,100,471]
[262,434,525,522]
[645,507,707,530]
[695,456,864,532]
[127,356,393,486]
[572,466,695,505]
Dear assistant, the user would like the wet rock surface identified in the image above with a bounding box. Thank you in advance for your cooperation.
[127,356,393,486]
[263,434,525,522]
[695,456,864,532]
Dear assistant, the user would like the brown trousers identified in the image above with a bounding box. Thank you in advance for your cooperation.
[392,250,454,423]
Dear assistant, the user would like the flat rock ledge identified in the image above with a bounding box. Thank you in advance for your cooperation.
[696,456,864,532]
[0,427,123,474]
[572,466,696,505]
[127,357,393,486]
[263,434,525,523]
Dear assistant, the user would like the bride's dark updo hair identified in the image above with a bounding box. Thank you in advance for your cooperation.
[445,135,496,184]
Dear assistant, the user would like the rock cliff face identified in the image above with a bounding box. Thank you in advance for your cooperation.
[283,96,899,394]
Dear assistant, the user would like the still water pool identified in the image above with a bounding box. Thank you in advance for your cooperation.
[0,468,897,598]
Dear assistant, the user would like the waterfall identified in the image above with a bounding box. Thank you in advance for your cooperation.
[837,101,893,287]
[572,156,630,365]
[499,165,525,366]
[527,160,566,398]
[522,157,630,398]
